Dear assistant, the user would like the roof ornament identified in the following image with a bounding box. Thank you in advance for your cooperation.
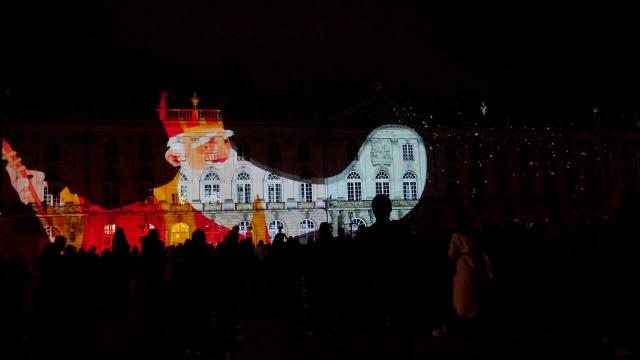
[191,92,200,109]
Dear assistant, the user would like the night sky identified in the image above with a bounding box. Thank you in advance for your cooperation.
[2,1,638,122]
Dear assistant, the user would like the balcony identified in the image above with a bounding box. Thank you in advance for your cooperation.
[235,203,253,211]
[266,202,285,210]
[391,199,419,208]
[43,203,90,215]
[203,203,222,211]
[297,202,315,209]
[328,199,419,209]
[162,109,222,122]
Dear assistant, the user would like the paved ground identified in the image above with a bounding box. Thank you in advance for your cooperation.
[6,308,616,360]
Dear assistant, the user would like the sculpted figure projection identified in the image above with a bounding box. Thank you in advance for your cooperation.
[2,93,427,251]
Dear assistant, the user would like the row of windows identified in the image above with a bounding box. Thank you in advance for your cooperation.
[179,171,314,204]
[345,170,418,201]
[176,169,419,204]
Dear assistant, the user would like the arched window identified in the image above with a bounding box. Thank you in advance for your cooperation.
[402,143,414,161]
[103,224,117,250]
[236,171,252,203]
[350,218,366,235]
[178,173,189,204]
[170,222,190,245]
[202,171,221,203]
[402,171,418,200]
[346,171,362,201]
[239,220,253,237]
[375,170,390,196]
[268,220,286,239]
[299,219,315,235]
[44,225,62,242]
[266,173,282,202]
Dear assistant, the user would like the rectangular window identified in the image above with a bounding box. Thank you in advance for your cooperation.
[375,182,390,196]
[347,182,362,201]
[299,183,313,202]
[204,184,220,197]
[268,183,282,202]
[402,143,414,161]
[237,183,252,203]
[403,181,417,200]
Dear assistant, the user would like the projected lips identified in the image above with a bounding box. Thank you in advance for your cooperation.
[2,94,427,251]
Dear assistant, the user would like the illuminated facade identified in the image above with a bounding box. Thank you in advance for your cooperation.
[2,95,640,258]
[325,125,426,234]
[0,96,427,253]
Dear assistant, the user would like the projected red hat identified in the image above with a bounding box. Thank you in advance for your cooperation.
[157,92,233,139]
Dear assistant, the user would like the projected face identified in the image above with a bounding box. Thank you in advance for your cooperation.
[165,128,234,170]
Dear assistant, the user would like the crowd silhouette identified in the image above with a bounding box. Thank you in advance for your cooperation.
[1,195,638,359]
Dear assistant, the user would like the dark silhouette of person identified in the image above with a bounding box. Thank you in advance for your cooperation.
[139,229,166,323]
[108,228,133,315]
[172,228,214,357]
[363,194,413,360]
[216,225,242,359]
[1,254,31,359]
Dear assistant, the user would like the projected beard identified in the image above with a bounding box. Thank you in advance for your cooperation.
[3,92,428,254]
[164,128,234,204]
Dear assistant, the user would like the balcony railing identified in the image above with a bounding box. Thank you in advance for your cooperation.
[328,199,419,208]
[266,202,285,210]
[203,203,222,211]
[297,202,315,209]
[42,203,90,215]
[235,203,253,211]
[161,109,222,122]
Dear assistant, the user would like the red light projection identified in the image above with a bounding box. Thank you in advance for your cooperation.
[1,93,265,251]
[2,93,427,255]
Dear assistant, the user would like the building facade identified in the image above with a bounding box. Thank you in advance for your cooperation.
[2,95,639,258]
[0,101,428,254]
